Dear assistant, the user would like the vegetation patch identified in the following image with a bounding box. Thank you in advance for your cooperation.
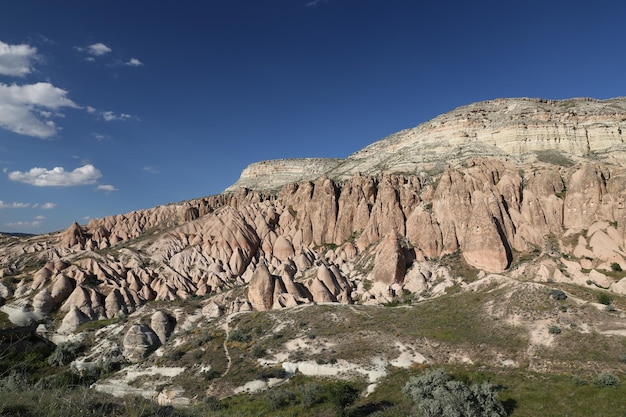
[535,150,574,167]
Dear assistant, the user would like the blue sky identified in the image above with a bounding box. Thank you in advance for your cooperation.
[1,0,625,233]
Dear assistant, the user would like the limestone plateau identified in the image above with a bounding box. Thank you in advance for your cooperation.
[3,97,626,400]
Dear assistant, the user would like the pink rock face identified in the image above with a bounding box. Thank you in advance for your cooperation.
[368,233,408,285]
[273,236,295,261]
[247,264,275,311]
[9,98,626,328]
[60,221,87,249]
[461,196,510,272]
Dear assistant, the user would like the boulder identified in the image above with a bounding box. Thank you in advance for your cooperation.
[151,310,175,344]
[123,324,161,361]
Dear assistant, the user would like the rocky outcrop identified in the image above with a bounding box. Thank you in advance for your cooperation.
[151,311,175,344]
[247,264,275,311]
[368,233,410,285]
[226,158,342,192]
[6,96,626,333]
[123,324,161,361]
[60,221,87,249]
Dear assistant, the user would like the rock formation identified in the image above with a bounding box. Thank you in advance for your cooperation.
[123,324,161,361]
[2,97,626,333]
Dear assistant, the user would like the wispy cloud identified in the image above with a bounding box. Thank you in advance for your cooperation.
[305,0,327,6]
[126,58,143,66]
[0,200,30,209]
[92,132,110,141]
[97,184,118,193]
[4,217,44,229]
[143,166,160,174]
[77,42,112,56]
[0,40,38,77]
[8,164,102,186]
[0,81,80,138]
[40,202,56,209]
[102,111,135,121]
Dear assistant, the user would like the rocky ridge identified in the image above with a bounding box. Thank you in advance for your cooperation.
[228,97,626,191]
[3,97,626,402]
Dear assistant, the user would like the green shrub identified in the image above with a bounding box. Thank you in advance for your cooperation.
[299,382,323,408]
[611,262,622,272]
[265,387,296,411]
[324,380,360,415]
[48,342,82,367]
[403,368,506,417]
[0,371,30,392]
[597,293,612,306]
[202,395,223,411]
[201,368,221,381]
[229,328,251,343]
[252,344,266,358]
[258,366,287,380]
[594,373,620,387]
[549,326,562,335]
[549,289,567,301]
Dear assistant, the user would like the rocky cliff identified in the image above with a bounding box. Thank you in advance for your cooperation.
[3,97,626,401]
[225,158,342,192]
[228,97,626,191]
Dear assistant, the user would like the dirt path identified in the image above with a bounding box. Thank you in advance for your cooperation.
[220,313,239,377]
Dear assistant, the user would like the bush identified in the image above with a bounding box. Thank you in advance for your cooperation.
[0,371,30,392]
[258,366,286,380]
[597,293,612,306]
[48,342,82,367]
[403,368,506,417]
[549,289,567,301]
[325,380,360,410]
[611,262,622,272]
[201,368,221,381]
[265,387,296,411]
[594,373,620,387]
[549,326,562,335]
[228,328,251,343]
[202,395,223,411]
[299,382,323,408]
[252,345,266,358]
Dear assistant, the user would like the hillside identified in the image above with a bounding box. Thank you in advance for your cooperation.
[2,97,626,415]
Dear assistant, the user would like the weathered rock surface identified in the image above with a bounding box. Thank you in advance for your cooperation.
[3,96,626,328]
[151,311,175,344]
[123,324,161,361]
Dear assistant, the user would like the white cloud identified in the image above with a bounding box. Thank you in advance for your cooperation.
[143,166,160,174]
[0,200,30,209]
[101,111,135,121]
[97,184,118,193]
[87,43,112,56]
[92,132,109,141]
[4,219,43,229]
[0,40,38,77]
[126,58,143,66]
[0,82,79,138]
[40,202,56,209]
[8,164,102,186]
[86,106,96,113]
